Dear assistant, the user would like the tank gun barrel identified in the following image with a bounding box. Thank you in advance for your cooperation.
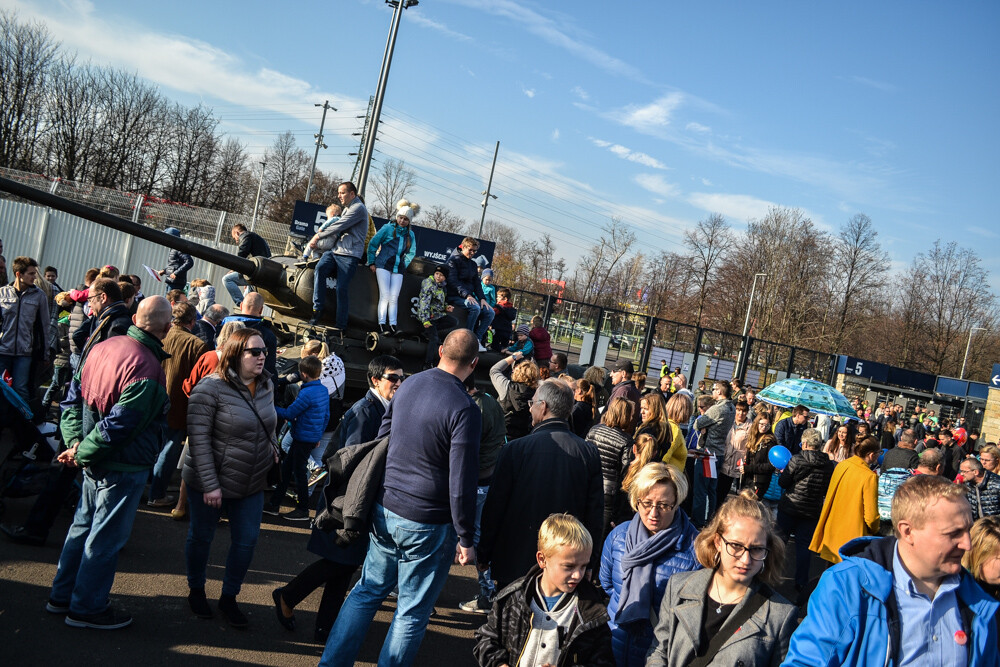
[0,176,268,278]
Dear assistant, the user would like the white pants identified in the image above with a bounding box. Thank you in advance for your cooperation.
[375,268,405,325]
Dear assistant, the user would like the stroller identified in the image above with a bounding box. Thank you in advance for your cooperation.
[0,372,61,518]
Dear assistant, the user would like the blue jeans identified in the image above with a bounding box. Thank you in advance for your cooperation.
[186,490,264,597]
[313,252,359,329]
[149,427,185,502]
[320,504,458,667]
[446,296,495,342]
[0,354,32,403]
[43,363,71,406]
[692,462,718,529]
[49,468,148,614]
[222,271,248,306]
[474,484,494,600]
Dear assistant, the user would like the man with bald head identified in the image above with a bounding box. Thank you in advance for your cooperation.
[221,291,278,378]
[321,328,482,667]
[47,296,173,629]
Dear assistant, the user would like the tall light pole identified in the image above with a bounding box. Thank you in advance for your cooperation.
[960,326,986,379]
[306,100,335,202]
[478,140,500,238]
[356,0,418,199]
[250,160,266,231]
[736,273,767,379]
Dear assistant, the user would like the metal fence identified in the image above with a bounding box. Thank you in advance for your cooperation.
[0,165,291,254]
[504,285,838,391]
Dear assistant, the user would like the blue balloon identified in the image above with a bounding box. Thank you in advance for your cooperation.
[769,445,792,470]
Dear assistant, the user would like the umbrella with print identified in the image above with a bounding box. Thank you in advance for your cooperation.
[756,377,857,421]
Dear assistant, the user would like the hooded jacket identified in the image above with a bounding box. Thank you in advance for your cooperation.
[782,536,1000,667]
[0,282,50,359]
[276,378,330,443]
[446,248,486,301]
[162,228,194,285]
[315,198,369,258]
[366,221,416,273]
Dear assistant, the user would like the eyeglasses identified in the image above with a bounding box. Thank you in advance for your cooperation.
[87,294,101,303]
[244,347,266,357]
[637,500,676,513]
[528,398,545,407]
[719,535,769,561]
[381,373,404,383]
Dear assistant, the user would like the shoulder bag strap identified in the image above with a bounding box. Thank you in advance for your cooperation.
[231,380,279,455]
[687,585,771,667]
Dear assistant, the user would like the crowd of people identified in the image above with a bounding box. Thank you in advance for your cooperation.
[3,195,1000,667]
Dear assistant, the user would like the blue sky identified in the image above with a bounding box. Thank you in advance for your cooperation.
[6,0,999,286]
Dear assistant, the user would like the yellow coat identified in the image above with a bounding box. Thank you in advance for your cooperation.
[809,455,880,563]
[661,420,688,471]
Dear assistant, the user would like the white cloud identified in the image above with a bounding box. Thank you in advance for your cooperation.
[589,137,666,169]
[686,192,779,222]
[522,87,536,98]
[968,226,999,239]
[571,86,590,101]
[700,178,713,186]
[551,129,560,141]
[608,93,685,133]
[635,174,681,198]
[405,11,473,42]
[686,122,711,134]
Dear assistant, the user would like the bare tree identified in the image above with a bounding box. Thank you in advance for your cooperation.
[423,204,466,233]
[572,217,636,308]
[41,57,100,181]
[827,213,889,351]
[262,130,309,218]
[684,213,733,328]
[0,10,57,170]
[369,158,416,218]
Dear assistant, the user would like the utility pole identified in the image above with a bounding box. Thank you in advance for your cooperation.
[735,273,766,379]
[305,101,335,202]
[250,160,266,231]
[960,326,986,379]
[357,0,418,199]
[478,140,500,238]
[350,97,375,184]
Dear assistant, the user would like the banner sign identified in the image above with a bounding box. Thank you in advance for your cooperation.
[290,201,495,267]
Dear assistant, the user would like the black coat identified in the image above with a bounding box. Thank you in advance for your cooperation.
[237,230,272,259]
[473,565,614,667]
[478,419,605,589]
[744,435,777,499]
[777,449,835,519]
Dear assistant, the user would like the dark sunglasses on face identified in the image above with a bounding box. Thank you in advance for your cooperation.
[244,347,266,357]
[382,373,404,383]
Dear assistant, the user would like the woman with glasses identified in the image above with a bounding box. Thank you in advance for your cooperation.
[647,490,796,666]
[742,412,778,500]
[600,462,699,666]
[980,445,1000,474]
[183,328,277,628]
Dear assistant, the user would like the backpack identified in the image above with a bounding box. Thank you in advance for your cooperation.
[878,468,915,521]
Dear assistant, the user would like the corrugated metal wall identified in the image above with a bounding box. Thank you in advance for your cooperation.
[0,199,240,311]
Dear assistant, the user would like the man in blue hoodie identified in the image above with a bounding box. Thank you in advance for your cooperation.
[783,475,1000,667]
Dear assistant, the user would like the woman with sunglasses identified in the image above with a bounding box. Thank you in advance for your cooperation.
[600,462,699,666]
[647,490,796,666]
[183,328,277,628]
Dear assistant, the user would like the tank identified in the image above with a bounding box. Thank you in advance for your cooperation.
[0,176,504,396]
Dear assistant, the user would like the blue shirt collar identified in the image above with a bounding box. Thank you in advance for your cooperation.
[893,542,960,600]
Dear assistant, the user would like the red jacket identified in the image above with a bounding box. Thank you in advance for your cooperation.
[528,326,551,361]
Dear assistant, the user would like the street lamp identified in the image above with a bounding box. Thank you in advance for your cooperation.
[735,273,767,378]
[960,326,986,380]
[250,160,266,231]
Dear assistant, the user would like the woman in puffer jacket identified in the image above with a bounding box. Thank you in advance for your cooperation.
[183,328,277,628]
[600,462,699,666]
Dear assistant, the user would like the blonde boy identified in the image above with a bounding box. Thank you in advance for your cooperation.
[473,514,613,667]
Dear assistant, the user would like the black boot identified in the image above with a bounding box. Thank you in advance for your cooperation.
[379,323,390,335]
[218,594,248,628]
[188,588,213,619]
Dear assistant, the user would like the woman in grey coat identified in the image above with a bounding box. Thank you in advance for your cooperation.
[646,490,797,666]
[183,328,277,628]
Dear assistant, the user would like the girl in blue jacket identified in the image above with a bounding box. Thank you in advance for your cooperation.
[366,201,418,335]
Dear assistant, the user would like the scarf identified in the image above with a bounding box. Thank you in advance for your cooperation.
[616,508,693,627]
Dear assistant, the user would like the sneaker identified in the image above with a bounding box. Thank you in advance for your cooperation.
[1,524,46,546]
[262,504,281,517]
[188,588,213,619]
[308,469,328,487]
[218,595,248,629]
[477,343,487,352]
[65,606,133,630]
[458,596,490,614]
[46,599,70,614]
[146,496,176,508]
[308,314,322,326]
[283,508,311,522]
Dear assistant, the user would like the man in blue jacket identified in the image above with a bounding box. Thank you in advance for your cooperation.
[159,227,194,292]
[775,405,809,455]
[337,354,404,450]
[783,474,1000,667]
[446,237,493,351]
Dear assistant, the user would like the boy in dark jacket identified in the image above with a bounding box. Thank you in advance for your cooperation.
[473,513,613,667]
[775,427,834,599]
[265,355,330,522]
